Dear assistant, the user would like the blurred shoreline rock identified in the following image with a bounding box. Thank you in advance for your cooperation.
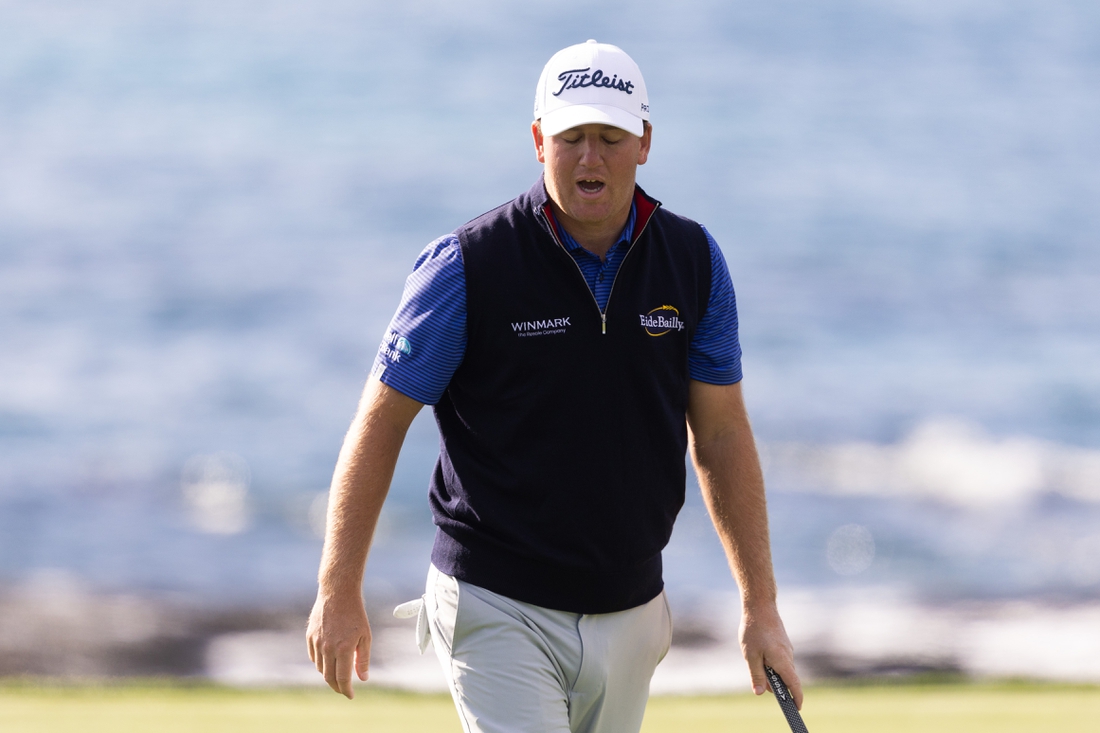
[3,574,1100,691]
[0,571,306,679]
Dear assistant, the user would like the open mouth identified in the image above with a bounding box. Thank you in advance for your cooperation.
[577,179,605,194]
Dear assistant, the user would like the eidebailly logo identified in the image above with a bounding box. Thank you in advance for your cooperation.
[640,305,685,336]
[381,330,413,362]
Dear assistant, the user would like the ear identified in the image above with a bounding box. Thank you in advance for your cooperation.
[532,121,547,164]
[637,123,652,166]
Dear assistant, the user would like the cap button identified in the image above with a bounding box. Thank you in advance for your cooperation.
[586,39,597,44]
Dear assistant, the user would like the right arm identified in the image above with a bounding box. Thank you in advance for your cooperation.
[306,376,423,699]
[308,234,464,698]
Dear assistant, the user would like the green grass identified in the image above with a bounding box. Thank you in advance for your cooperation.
[1,680,1097,732]
[0,683,461,733]
[643,683,1100,732]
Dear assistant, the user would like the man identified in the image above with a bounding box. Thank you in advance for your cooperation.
[307,40,801,732]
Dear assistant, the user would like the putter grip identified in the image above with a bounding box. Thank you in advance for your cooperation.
[764,665,808,733]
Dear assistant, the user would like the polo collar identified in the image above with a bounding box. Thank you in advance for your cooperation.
[529,173,662,248]
[553,202,636,253]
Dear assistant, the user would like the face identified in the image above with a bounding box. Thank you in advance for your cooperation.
[532,122,652,233]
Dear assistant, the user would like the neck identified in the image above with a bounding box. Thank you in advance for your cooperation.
[548,200,632,260]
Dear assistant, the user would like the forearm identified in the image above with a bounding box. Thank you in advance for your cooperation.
[686,380,777,608]
[307,377,422,697]
[691,422,776,609]
[687,380,801,703]
[317,376,422,599]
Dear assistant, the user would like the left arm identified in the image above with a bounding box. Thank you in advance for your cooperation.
[686,379,803,709]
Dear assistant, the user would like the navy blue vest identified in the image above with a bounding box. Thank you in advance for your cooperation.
[429,177,713,613]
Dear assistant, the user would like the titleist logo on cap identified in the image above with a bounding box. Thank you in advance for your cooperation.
[552,67,635,97]
[534,41,648,136]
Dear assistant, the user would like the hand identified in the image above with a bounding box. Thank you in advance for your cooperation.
[306,593,372,699]
[739,602,803,710]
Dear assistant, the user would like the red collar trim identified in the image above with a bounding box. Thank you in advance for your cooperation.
[542,203,565,243]
[630,187,659,245]
[542,186,660,247]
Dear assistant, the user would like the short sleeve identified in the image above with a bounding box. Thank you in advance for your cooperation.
[688,227,743,384]
[371,235,467,404]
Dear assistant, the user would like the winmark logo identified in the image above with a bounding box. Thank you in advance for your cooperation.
[640,305,685,336]
[512,317,571,338]
[380,330,413,362]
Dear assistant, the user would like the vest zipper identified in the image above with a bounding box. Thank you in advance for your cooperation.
[539,205,659,335]
[600,208,656,334]
[540,209,605,333]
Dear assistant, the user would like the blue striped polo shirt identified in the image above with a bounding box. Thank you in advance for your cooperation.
[373,205,742,405]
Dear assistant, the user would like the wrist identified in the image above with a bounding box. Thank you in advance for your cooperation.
[316,583,366,605]
[740,592,778,615]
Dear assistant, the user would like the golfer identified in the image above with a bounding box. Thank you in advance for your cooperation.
[307,40,802,732]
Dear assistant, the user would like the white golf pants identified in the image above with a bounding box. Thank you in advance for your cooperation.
[422,564,672,733]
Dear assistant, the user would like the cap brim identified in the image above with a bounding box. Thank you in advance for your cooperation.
[539,104,644,137]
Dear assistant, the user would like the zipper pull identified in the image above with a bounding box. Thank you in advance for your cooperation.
[601,313,607,334]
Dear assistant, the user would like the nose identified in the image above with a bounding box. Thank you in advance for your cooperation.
[578,134,603,167]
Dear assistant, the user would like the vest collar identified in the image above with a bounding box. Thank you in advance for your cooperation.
[527,173,662,247]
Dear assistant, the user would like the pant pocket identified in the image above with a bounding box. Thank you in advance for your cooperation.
[425,564,460,657]
[659,590,673,663]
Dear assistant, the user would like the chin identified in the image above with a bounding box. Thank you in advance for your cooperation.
[569,206,614,224]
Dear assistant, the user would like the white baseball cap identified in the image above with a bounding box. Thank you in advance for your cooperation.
[534,40,649,137]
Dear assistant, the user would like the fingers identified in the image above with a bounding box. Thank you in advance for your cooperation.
[773,661,804,710]
[317,637,365,699]
[306,596,372,698]
[356,634,371,681]
[740,609,803,708]
[319,643,346,697]
[331,643,356,699]
[749,651,805,711]
[747,652,769,696]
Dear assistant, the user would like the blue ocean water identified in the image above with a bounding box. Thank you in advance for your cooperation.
[2,1,1099,607]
